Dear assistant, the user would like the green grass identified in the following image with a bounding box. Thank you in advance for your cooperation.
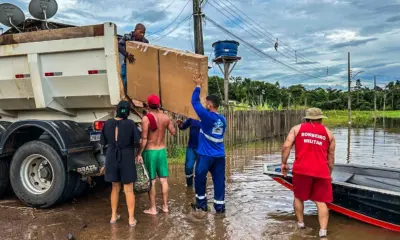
[168,145,186,164]
[324,110,400,127]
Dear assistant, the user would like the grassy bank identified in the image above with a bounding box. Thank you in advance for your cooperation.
[324,110,400,127]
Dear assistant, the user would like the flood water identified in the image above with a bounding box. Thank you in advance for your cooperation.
[1,119,400,240]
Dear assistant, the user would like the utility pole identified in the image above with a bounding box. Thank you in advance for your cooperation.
[384,94,386,112]
[347,52,351,125]
[374,76,377,119]
[392,91,394,110]
[193,0,204,55]
[288,94,291,110]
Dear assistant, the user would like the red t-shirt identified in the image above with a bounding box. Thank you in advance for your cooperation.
[293,122,331,179]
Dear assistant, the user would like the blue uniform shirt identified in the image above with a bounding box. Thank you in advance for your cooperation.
[191,87,226,157]
[179,118,200,149]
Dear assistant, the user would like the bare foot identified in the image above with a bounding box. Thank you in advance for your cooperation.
[162,205,169,213]
[144,208,158,215]
[129,218,137,227]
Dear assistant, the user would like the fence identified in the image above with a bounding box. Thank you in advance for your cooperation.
[165,109,305,150]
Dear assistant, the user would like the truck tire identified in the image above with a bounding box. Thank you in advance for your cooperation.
[56,171,79,204]
[10,141,67,208]
[0,159,10,197]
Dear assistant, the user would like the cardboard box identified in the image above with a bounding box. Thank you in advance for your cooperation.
[126,42,208,120]
[158,48,208,120]
[126,42,160,103]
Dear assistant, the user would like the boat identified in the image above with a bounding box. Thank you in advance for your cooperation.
[263,163,400,232]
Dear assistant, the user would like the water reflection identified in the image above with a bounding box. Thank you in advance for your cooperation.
[1,121,400,239]
[340,117,400,166]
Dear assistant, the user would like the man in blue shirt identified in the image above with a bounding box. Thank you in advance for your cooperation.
[177,118,200,187]
[191,74,227,213]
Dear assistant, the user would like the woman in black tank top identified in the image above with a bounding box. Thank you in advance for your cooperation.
[100,101,140,227]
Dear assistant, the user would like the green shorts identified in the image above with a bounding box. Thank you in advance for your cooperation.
[143,148,168,180]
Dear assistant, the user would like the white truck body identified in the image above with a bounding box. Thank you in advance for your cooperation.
[0,22,139,122]
[0,23,142,208]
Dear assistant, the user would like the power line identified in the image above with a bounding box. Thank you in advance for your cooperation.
[151,14,192,42]
[159,0,176,13]
[222,0,327,70]
[205,16,323,80]
[147,0,191,37]
[208,0,326,79]
[218,0,327,73]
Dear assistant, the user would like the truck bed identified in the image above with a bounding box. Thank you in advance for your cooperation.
[0,23,127,122]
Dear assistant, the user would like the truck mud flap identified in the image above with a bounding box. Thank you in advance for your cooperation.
[68,151,100,176]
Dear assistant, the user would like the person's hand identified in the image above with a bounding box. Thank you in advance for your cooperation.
[281,163,289,177]
[97,166,105,176]
[176,119,183,127]
[193,74,203,86]
[127,53,135,63]
[136,155,143,164]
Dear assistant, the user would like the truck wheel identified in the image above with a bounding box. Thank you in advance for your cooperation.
[10,141,67,208]
[56,171,79,204]
[0,159,10,197]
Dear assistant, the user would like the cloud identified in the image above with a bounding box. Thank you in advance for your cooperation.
[131,10,169,23]
[1,0,399,89]
[330,38,378,49]
[386,15,400,22]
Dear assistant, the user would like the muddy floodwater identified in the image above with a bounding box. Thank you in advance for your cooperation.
[1,119,400,240]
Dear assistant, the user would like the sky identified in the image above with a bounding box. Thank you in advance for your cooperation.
[2,0,400,89]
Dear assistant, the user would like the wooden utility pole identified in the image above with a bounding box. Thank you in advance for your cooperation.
[374,76,377,119]
[347,52,351,125]
[193,0,204,55]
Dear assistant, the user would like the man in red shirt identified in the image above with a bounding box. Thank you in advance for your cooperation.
[281,108,336,239]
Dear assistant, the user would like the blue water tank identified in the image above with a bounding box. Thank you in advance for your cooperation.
[212,40,240,58]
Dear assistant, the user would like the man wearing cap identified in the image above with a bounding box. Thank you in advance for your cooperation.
[191,74,227,213]
[281,108,336,239]
[118,23,149,94]
[136,94,176,215]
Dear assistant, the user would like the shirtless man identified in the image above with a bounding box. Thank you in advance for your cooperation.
[136,94,176,215]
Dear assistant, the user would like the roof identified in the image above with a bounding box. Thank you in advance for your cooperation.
[2,19,124,40]
[2,19,76,35]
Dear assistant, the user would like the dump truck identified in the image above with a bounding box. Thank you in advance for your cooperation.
[0,22,144,208]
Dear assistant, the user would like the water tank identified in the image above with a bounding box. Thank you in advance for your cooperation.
[212,40,239,58]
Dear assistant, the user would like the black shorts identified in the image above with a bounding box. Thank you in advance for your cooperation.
[104,157,137,184]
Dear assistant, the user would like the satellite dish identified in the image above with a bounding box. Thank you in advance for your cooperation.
[0,3,25,33]
[29,0,58,29]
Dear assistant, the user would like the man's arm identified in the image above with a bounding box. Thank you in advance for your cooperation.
[191,87,209,121]
[328,131,336,174]
[281,126,297,164]
[168,118,177,136]
[138,116,149,156]
[118,36,128,57]
[179,119,191,130]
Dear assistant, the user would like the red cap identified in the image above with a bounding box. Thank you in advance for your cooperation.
[147,94,160,107]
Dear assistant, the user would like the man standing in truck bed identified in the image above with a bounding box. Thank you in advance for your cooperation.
[191,74,227,213]
[136,94,176,215]
[118,23,149,93]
